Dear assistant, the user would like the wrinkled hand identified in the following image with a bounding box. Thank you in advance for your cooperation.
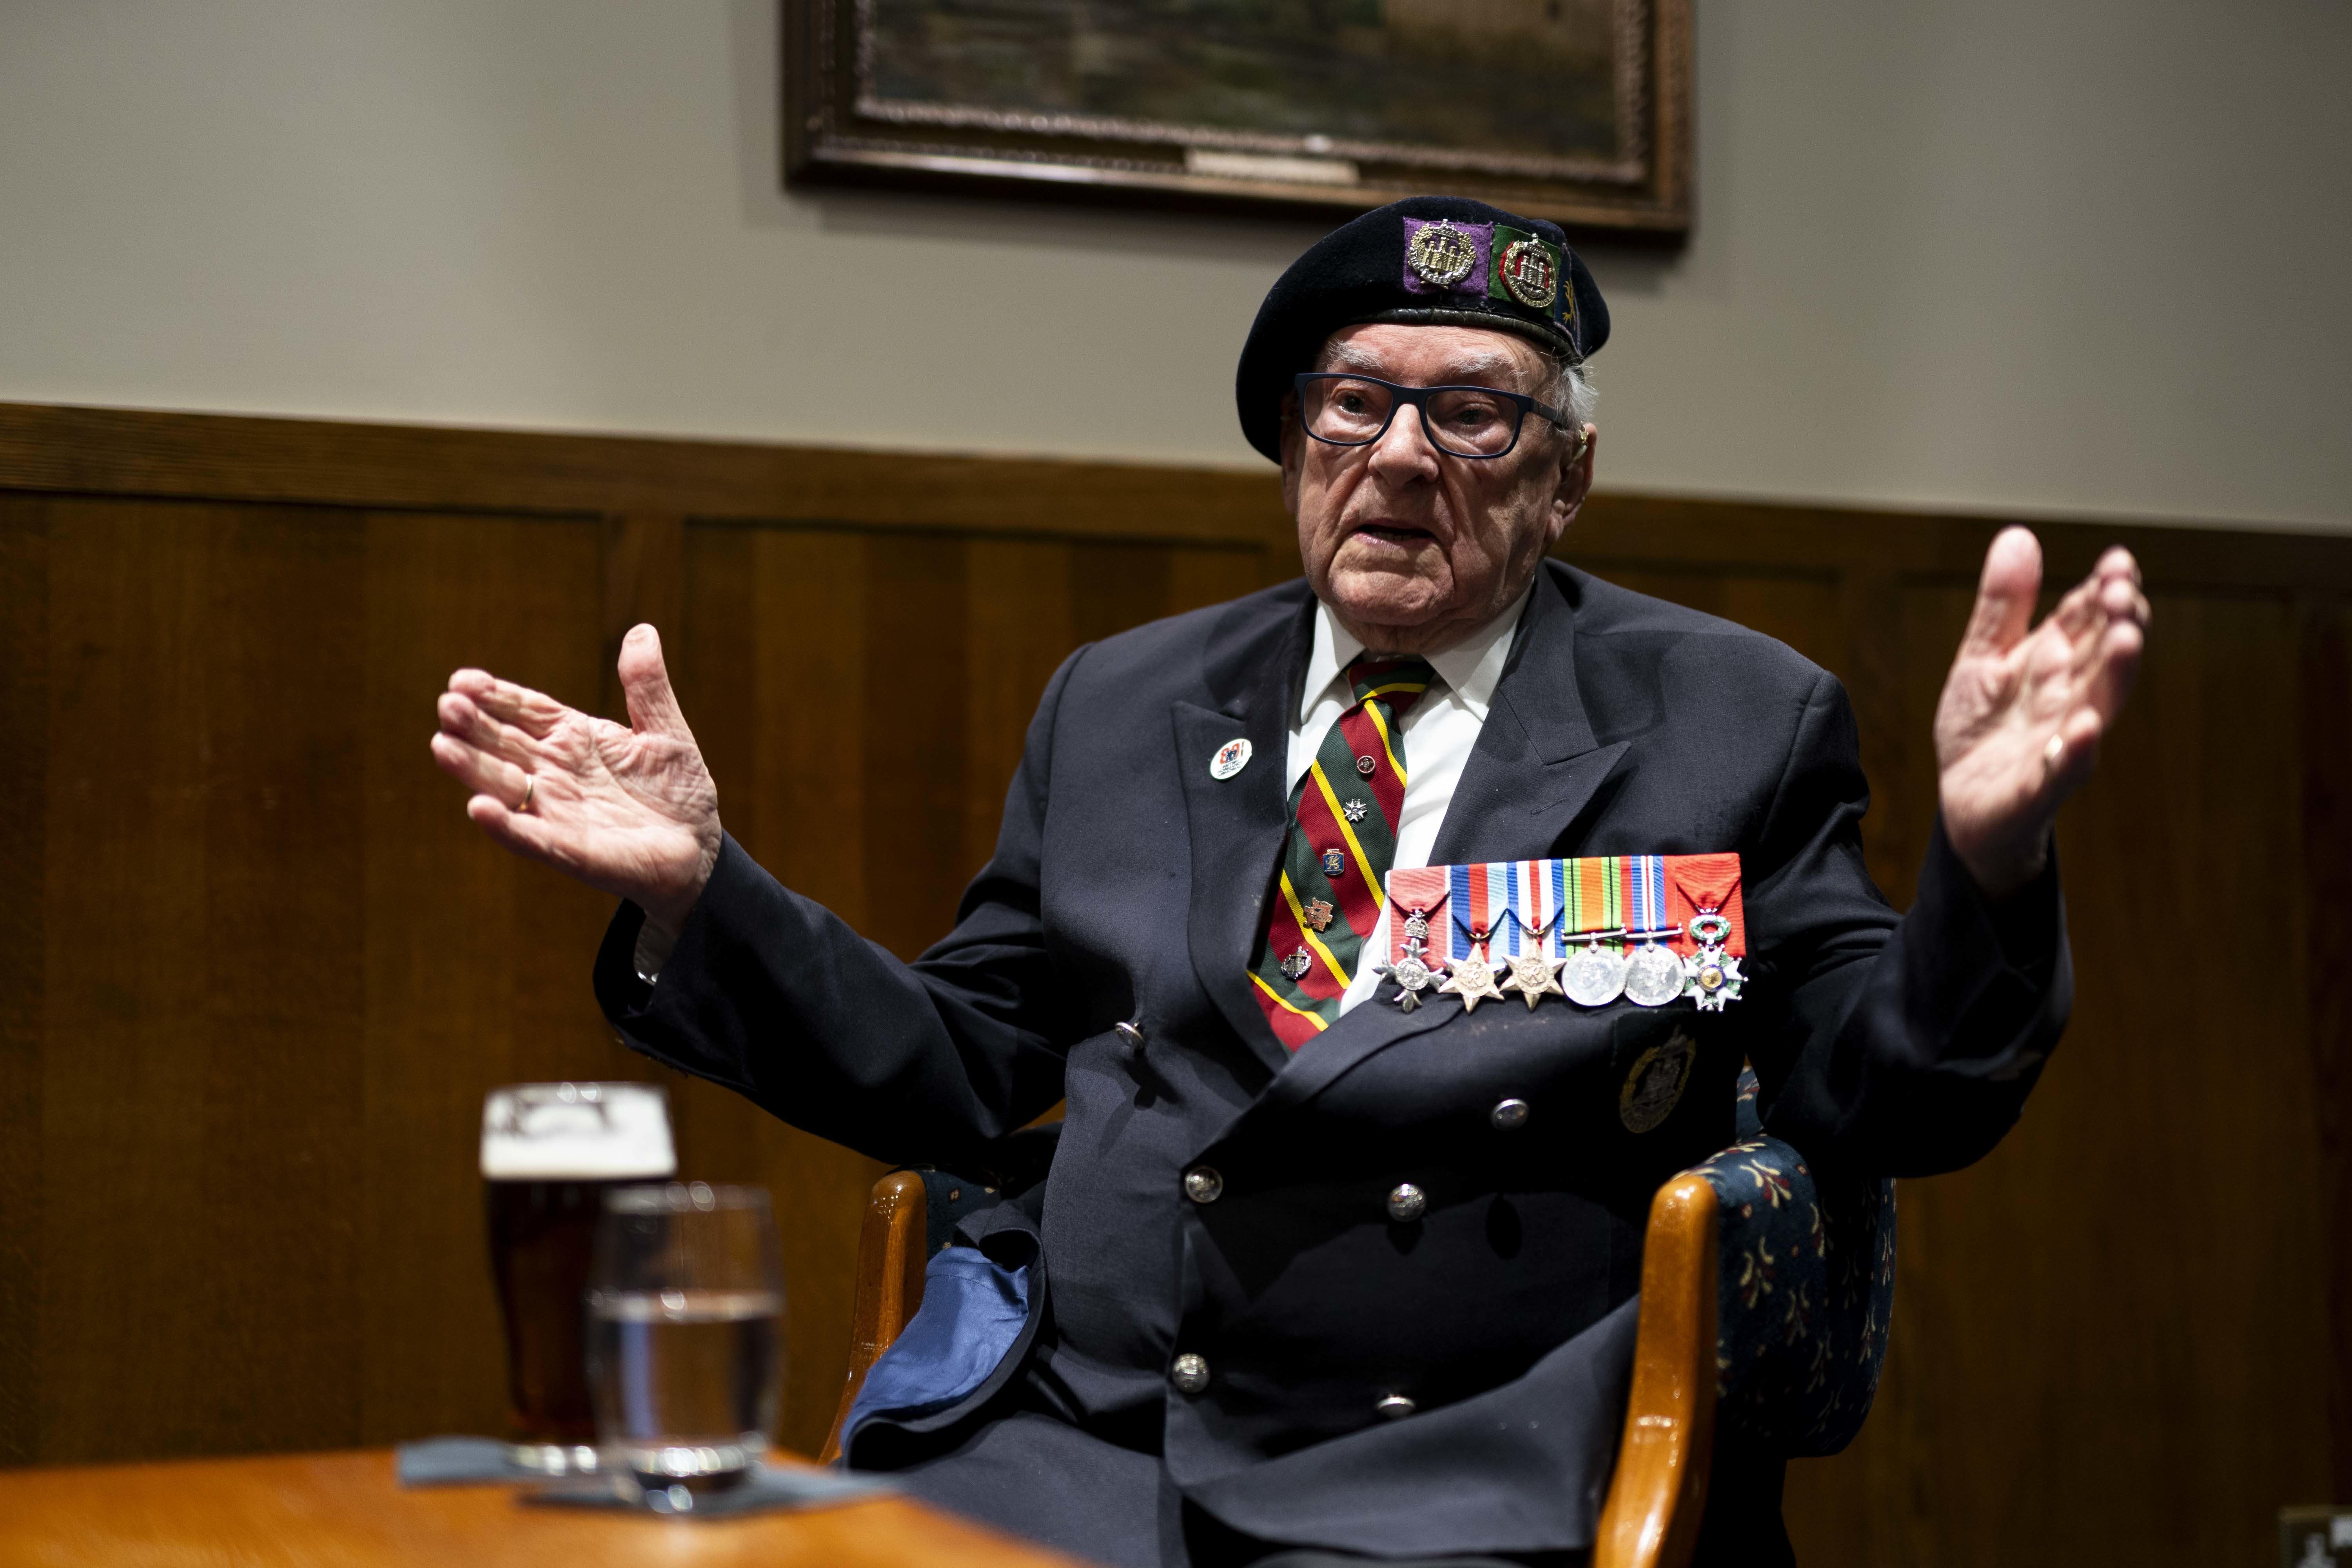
[429,624,720,933]
[1936,527,2149,898]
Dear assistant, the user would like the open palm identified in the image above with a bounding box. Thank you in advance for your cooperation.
[430,625,720,931]
[1935,528,2149,897]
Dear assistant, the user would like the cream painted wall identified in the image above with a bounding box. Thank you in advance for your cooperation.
[0,0,2344,530]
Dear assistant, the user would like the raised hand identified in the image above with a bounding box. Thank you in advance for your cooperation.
[1935,527,2149,898]
[429,624,721,933]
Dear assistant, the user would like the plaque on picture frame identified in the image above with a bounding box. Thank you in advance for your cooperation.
[784,0,1691,236]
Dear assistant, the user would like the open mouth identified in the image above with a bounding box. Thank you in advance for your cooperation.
[1351,522,1436,546]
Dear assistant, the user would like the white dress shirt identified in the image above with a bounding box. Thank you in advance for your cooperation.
[1286,585,1530,1016]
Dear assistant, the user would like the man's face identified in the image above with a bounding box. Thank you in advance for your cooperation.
[1282,323,1597,656]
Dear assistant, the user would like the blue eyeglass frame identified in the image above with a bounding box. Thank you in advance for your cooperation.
[1292,372,1571,460]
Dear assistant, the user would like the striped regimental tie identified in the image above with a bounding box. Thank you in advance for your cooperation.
[1246,655,1437,1050]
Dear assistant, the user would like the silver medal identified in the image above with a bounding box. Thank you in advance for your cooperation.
[1560,936,1627,1008]
[1622,944,1686,1007]
[1373,909,1446,1013]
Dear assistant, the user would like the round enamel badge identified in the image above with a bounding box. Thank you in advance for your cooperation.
[1497,238,1559,311]
[1209,737,1252,780]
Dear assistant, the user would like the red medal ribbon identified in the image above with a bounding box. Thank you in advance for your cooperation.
[1384,867,1450,964]
[1663,852,1744,958]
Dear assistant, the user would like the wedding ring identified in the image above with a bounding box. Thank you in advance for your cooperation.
[518,773,537,813]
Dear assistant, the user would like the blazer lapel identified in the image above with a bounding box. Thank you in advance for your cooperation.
[1174,590,1316,1077]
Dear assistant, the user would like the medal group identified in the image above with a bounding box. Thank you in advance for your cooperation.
[1372,856,1746,1016]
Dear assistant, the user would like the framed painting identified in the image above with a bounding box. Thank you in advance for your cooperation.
[784,0,1691,236]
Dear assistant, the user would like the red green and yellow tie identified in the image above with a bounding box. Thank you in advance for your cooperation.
[1247,655,1436,1050]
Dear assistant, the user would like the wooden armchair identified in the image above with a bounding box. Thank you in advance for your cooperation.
[818,1170,1722,1568]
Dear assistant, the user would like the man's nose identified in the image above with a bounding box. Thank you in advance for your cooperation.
[1366,399,1441,479]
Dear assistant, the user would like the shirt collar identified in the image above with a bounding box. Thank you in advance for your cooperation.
[1299,581,1533,727]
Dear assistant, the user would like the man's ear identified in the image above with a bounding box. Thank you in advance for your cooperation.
[1545,424,1597,547]
[1279,392,1303,517]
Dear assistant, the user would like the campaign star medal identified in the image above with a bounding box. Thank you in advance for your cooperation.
[1405,220,1479,289]
[1493,904,1562,1010]
[1373,907,1445,1012]
[1496,237,1560,311]
[1302,897,1335,933]
[1499,951,1564,1010]
[1683,911,1746,1012]
[1437,924,1507,1012]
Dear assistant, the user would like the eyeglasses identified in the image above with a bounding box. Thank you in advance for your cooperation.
[1294,372,1571,460]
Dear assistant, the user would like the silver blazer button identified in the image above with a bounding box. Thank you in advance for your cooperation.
[1490,1097,1531,1131]
[1114,1020,1146,1050]
[1385,1182,1427,1223]
[1375,1394,1417,1421]
[1171,1353,1211,1395]
[1183,1166,1224,1204]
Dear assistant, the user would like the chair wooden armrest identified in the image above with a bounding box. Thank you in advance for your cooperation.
[1592,1171,1721,1568]
[818,1170,931,1465]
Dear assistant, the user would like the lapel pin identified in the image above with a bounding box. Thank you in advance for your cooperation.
[1209,738,1252,780]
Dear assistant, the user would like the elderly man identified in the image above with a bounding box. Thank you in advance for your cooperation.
[432,197,2146,1566]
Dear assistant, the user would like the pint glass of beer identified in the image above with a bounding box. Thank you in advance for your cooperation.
[481,1082,675,1473]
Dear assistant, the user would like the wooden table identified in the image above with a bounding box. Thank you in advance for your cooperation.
[0,1447,1090,1566]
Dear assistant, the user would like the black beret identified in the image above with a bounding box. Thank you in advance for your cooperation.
[1234,195,1610,463]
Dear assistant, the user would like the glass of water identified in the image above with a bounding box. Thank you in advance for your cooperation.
[586,1182,784,1495]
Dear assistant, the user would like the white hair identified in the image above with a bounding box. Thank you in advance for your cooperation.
[1541,348,1599,434]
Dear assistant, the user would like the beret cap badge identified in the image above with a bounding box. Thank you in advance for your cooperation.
[1496,235,1561,312]
[1405,220,1480,289]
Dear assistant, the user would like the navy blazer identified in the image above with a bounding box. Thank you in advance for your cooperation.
[595,561,2067,1560]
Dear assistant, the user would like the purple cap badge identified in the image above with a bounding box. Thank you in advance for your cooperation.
[1401,218,1492,297]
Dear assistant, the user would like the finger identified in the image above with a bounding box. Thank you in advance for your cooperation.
[2099,573,2151,629]
[1959,526,2042,657]
[2082,616,2145,721]
[431,731,530,802]
[437,691,534,766]
[617,624,691,739]
[451,669,572,740]
[2048,571,2107,643]
[2095,546,2141,592]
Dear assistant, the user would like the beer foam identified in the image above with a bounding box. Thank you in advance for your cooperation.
[481,1082,677,1178]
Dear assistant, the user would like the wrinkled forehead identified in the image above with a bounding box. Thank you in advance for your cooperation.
[1313,323,1550,390]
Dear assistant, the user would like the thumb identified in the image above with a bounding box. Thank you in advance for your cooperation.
[1958,526,2042,658]
[617,624,690,737]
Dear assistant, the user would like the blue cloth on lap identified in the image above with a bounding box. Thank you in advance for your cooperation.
[844,1245,1031,1443]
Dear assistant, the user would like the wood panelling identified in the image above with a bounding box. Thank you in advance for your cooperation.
[2,402,2350,1567]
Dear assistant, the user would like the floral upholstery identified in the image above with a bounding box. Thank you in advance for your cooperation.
[1688,1067,1897,1455]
